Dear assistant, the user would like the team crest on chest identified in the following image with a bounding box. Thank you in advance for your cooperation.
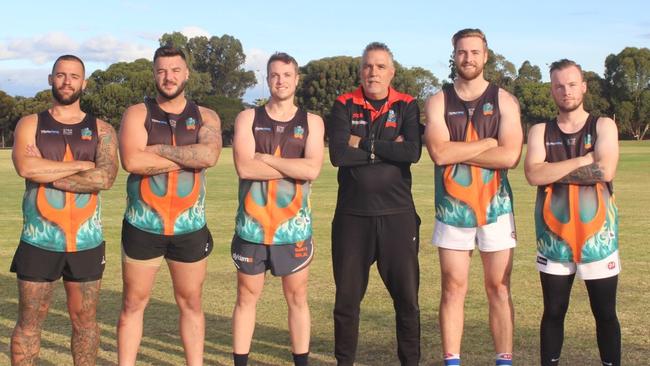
[80,127,92,141]
[584,133,592,149]
[293,125,304,139]
[185,117,197,130]
[482,102,494,116]
[385,109,397,128]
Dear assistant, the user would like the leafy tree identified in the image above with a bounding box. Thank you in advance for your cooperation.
[160,32,256,99]
[514,81,556,128]
[516,61,542,83]
[9,90,51,124]
[604,47,650,139]
[392,65,440,104]
[195,95,245,145]
[0,90,16,147]
[583,71,611,118]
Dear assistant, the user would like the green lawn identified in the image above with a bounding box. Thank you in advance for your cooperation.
[0,142,648,365]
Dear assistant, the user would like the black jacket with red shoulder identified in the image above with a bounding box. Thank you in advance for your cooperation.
[327,86,421,216]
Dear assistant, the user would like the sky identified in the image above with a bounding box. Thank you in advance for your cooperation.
[1,0,648,103]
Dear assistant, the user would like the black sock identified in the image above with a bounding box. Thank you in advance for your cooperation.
[292,352,309,366]
[233,352,249,366]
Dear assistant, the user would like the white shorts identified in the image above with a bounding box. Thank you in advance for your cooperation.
[536,250,620,280]
[431,213,517,252]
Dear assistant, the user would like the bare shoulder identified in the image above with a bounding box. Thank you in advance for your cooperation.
[425,90,445,109]
[498,88,520,108]
[15,113,38,129]
[596,116,616,129]
[236,108,256,124]
[121,103,146,122]
[528,121,546,136]
[96,119,116,135]
[198,106,221,124]
[307,112,324,125]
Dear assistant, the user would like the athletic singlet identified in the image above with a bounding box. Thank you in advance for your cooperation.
[20,111,103,252]
[435,83,514,227]
[235,106,312,245]
[535,115,618,263]
[124,98,206,235]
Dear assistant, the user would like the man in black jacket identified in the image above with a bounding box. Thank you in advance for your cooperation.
[327,42,422,366]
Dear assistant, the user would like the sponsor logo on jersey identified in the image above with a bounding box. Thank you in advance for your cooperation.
[232,253,253,263]
[151,118,168,125]
[185,117,197,130]
[40,129,60,134]
[293,125,304,139]
[387,109,396,122]
[254,127,272,132]
[545,141,563,146]
[385,121,397,128]
[468,107,475,117]
[584,133,592,149]
[483,102,494,116]
[352,112,364,119]
[566,137,577,146]
[81,127,92,140]
[448,111,464,116]
[63,128,73,136]
[351,120,368,126]
[536,255,548,266]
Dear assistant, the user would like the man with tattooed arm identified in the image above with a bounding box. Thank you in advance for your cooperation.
[10,54,119,366]
[116,45,222,366]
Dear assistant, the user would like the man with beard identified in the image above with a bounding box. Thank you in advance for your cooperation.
[10,54,118,366]
[230,52,324,366]
[525,59,621,366]
[117,45,222,366]
[328,42,422,366]
[424,29,522,366]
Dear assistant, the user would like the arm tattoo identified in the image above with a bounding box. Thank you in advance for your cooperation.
[557,162,605,185]
[53,123,118,193]
[150,122,221,168]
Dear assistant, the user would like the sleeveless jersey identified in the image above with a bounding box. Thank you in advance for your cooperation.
[124,98,206,235]
[435,83,514,227]
[235,106,312,245]
[20,111,103,252]
[535,115,618,263]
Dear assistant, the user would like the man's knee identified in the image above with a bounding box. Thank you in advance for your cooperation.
[485,281,511,304]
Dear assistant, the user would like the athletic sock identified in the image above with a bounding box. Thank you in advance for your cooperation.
[444,353,461,365]
[233,352,249,366]
[496,352,513,365]
[292,351,309,366]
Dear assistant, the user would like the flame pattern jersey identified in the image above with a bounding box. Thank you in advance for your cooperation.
[124,98,206,235]
[435,83,514,228]
[235,106,312,245]
[534,115,618,263]
[21,111,103,252]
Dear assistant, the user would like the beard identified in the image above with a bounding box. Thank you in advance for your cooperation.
[456,62,484,81]
[52,85,82,105]
[555,96,584,113]
[156,79,187,100]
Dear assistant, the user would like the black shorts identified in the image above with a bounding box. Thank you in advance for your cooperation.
[231,235,313,276]
[121,220,213,263]
[10,241,105,282]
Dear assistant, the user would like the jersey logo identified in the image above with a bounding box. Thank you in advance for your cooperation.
[63,128,73,136]
[351,120,367,126]
[40,129,60,134]
[185,117,197,130]
[244,146,303,243]
[293,125,304,139]
[542,184,606,262]
[482,103,494,116]
[36,144,97,252]
[448,111,464,116]
[608,261,616,270]
[81,127,92,140]
[584,134,592,149]
[254,127,272,132]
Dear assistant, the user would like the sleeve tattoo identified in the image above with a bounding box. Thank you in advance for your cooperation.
[557,162,605,185]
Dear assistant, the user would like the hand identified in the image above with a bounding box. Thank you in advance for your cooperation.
[485,137,498,148]
[348,135,361,148]
[78,161,96,170]
[581,152,595,166]
[394,135,404,142]
[25,144,42,157]
[254,152,270,163]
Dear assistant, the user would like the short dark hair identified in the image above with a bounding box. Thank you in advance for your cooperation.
[361,42,394,65]
[266,52,299,74]
[52,54,85,76]
[153,45,187,63]
[452,28,488,50]
[549,58,584,79]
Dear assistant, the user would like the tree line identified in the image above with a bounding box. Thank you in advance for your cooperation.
[0,32,648,147]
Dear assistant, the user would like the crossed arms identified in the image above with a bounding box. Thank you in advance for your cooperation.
[119,103,222,176]
[233,108,324,181]
[12,114,118,193]
[424,88,523,169]
[524,118,618,186]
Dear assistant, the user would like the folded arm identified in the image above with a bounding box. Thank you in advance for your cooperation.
[233,108,285,180]
[327,100,373,167]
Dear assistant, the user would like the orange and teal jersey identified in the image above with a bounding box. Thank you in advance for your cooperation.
[235,106,312,245]
[435,83,514,228]
[124,98,206,235]
[20,111,103,252]
[535,116,618,263]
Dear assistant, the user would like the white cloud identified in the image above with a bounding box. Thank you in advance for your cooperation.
[180,26,211,39]
[0,68,50,97]
[0,32,154,66]
[244,48,271,78]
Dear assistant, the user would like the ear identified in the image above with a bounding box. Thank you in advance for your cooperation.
[581,80,587,94]
[48,74,53,86]
[82,79,88,91]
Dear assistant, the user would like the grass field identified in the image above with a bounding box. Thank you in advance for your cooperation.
[0,142,648,365]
